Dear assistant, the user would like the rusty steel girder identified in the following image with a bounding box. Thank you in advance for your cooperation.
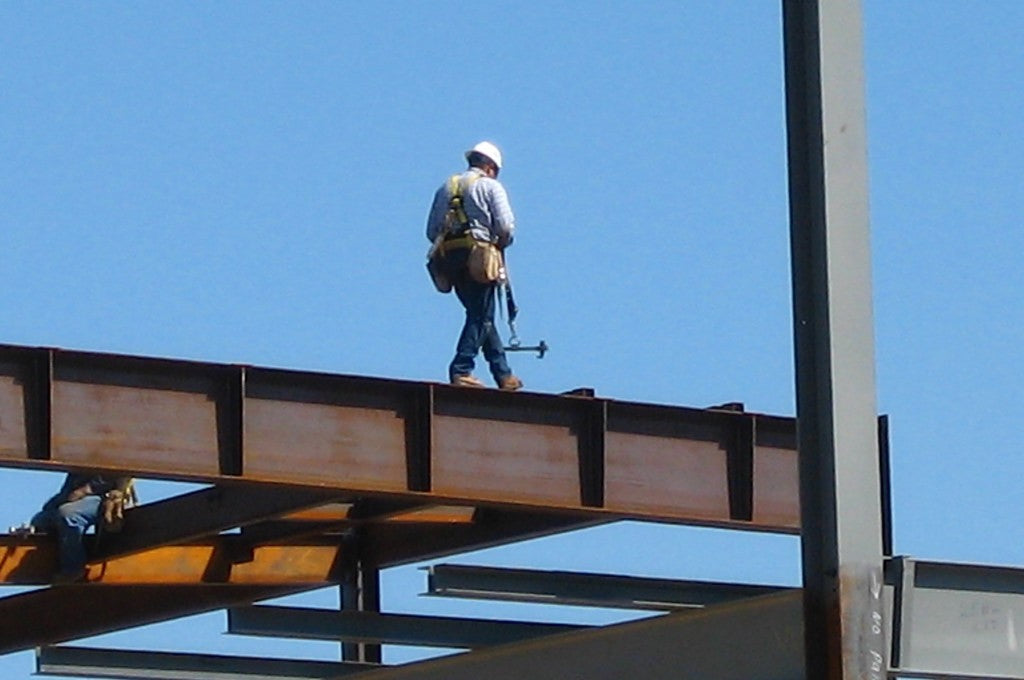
[0,534,346,586]
[0,584,309,655]
[0,344,800,533]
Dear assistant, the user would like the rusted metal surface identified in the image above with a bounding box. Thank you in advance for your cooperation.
[386,505,477,523]
[0,344,802,533]
[284,502,357,522]
[245,369,411,491]
[0,583,307,655]
[278,503,476,524]
[0,534,345,585]
[52,354,240,477]
[94,484,344,560]
[752,442,802,527]
[432,391,582,508]
[361,508,602,568]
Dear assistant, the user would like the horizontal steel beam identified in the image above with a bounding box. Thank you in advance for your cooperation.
[889,557,1024,679]
[235,498,463,548]
[0,534,345,585]
[228,604,590,649]
[280,503,476,524]
[350,590,806,680]
[0,343,800,532]
[0,584,307,654]
[36,645,376,679]
[362,507,602,568]
[94,484,345,560]
[425,563,787,611]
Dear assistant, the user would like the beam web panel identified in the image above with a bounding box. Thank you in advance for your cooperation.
[0,346,52,461]
[431,389,581,507]
[50,351,233,476]
[604,403,730,521]
[751,414,801,528]
[244,369,409,492]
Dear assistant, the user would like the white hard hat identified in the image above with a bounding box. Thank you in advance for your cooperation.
[465,141,503,170]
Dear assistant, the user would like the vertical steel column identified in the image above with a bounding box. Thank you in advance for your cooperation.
[339,553,382,663]
[782,1,887,679]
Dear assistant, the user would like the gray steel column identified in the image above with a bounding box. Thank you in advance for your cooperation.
[340,556,382,664]
[782,1,886,679]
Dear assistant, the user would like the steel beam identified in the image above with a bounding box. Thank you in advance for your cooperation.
[783,0,886,678]
[0,343,800,532]
[0,584,306,654]
[282,504,476,524]
[360,508,602,568]
[346,590,805,680]
[237,498,432,547]
[424,563,787,611]
[228,605,589,649]
[36,645,376,679]
[889,558,1024,679]
[93,484,344,560]
[0,535,345,585]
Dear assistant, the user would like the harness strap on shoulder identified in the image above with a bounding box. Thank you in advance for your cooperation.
[445,172,482,231]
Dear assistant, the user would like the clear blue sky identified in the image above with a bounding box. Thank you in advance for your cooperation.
[2,1,1022,676]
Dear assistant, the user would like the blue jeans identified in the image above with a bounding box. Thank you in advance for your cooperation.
[442,248,512,383]
[31,495,101,577]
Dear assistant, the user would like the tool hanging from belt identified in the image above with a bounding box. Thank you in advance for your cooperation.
[499,256,548,359]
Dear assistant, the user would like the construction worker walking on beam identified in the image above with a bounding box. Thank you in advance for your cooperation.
[426,141,523,391]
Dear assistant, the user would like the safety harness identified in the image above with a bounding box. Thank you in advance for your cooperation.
[436,172,484,255]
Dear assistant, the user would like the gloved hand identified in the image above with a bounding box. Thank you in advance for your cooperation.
[101,490,129,532]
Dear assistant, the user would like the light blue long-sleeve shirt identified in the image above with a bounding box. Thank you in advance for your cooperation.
[426,168,515,248]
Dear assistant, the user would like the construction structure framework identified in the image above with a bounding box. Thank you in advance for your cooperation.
[3,1,1023,678]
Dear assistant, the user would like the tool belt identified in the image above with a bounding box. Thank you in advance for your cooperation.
[429,232,503,287]
[441,233,501,284]
[437,234,477,253]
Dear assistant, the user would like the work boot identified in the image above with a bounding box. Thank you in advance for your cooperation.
[499,374,524,391]
[451,374,485,388]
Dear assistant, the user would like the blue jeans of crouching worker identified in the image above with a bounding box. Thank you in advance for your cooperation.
[30,495,101,578]
[442,248,512,383]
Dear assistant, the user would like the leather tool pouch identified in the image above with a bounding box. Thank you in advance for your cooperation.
[468,241,502,284]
